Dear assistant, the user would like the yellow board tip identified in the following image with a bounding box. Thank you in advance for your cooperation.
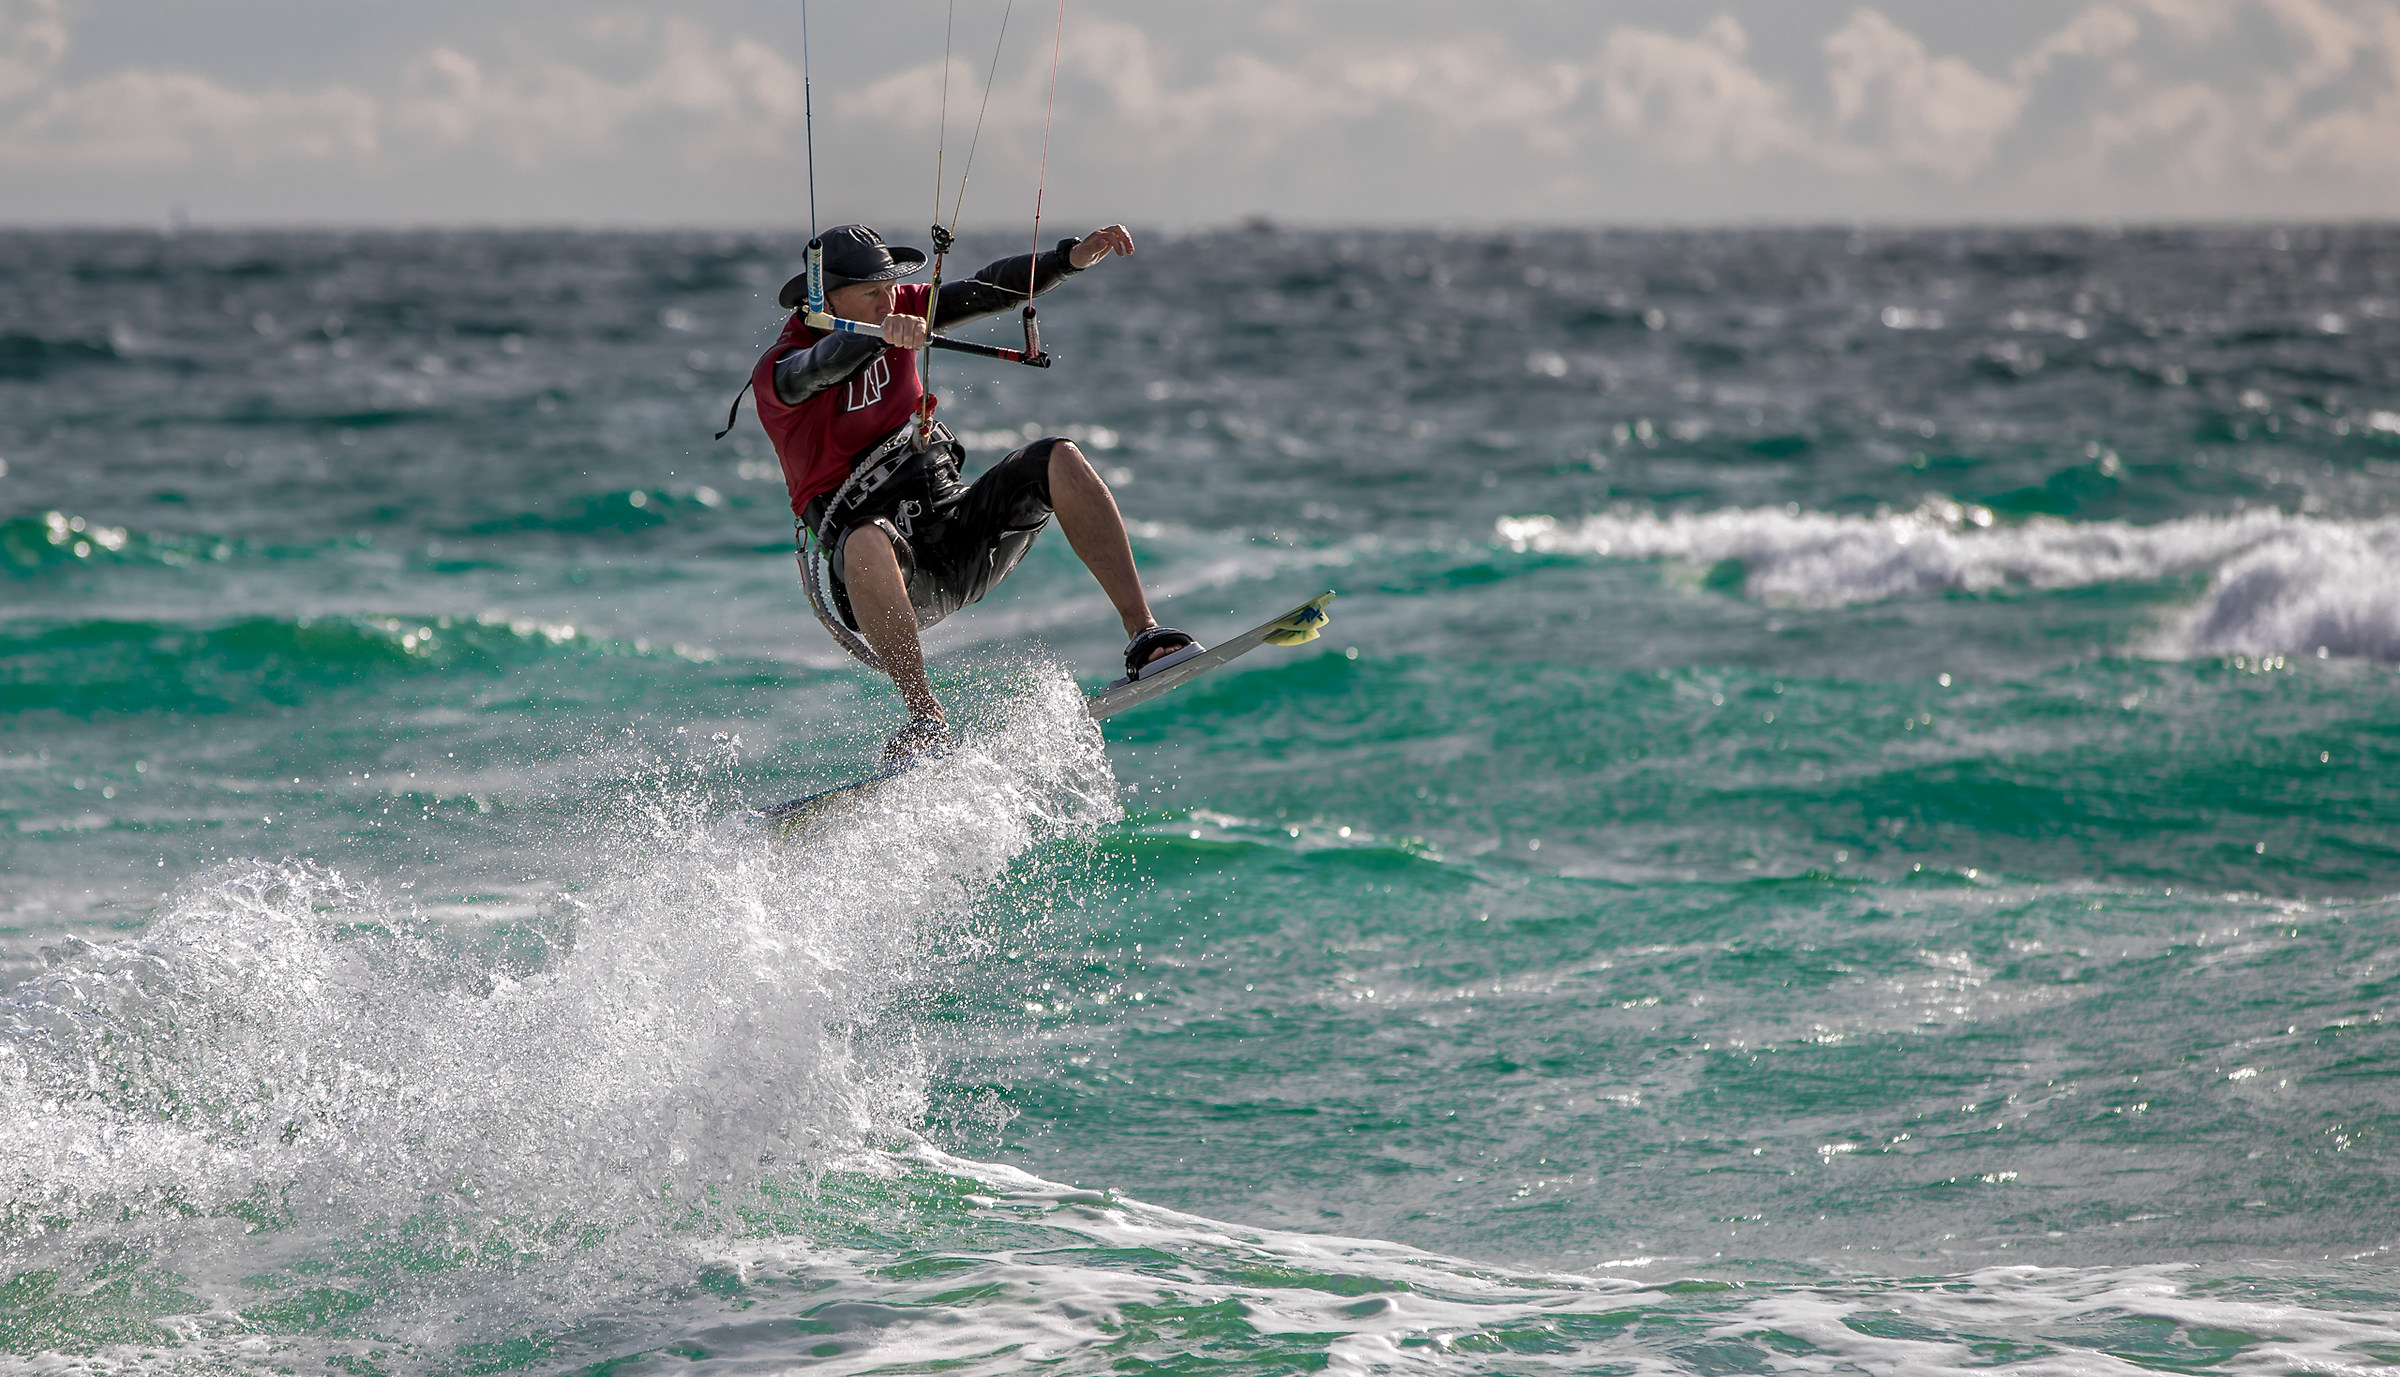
[1263,591,1336,645]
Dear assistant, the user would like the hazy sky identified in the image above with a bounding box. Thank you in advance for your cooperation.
[5,0,2399,228]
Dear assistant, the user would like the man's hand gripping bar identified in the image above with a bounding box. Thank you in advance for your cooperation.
[802,309,1053,368]
[800,239,1051,367]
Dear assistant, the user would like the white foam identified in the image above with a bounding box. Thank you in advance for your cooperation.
[384,1147,2400,1375]
[0,672,1116,1283]
[2178,522,2400,660]
[1498,504,2400,661]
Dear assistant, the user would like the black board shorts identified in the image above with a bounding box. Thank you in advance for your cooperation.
[810,437,1060,632]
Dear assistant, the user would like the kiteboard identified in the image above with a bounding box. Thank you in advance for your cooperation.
[1087,591,1335,722]
[755,761,915,832]
[755,591,1336,832]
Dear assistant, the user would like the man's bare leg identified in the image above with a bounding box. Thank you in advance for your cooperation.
[841,525,944,724]
[1047,440,1165,647]
[840,444,1168,721]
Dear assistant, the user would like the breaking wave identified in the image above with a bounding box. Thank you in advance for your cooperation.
[1499,503,2400,661]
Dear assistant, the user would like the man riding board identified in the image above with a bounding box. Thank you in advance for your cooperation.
[748,223,1197,761]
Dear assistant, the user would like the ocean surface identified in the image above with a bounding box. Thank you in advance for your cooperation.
[4,222,2399,1374]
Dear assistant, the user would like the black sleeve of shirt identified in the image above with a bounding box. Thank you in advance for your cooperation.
[930,237,1085,330]
[770,330,882,406]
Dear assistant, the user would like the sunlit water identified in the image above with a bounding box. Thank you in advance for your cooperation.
[4,224,2399,1373]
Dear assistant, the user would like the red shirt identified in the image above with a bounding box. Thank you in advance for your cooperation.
[751,282,932,520]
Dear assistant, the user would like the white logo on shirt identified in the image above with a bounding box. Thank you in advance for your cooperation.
[842,355,891,412]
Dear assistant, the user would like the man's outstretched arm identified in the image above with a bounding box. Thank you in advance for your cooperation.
[932,224,1136,330]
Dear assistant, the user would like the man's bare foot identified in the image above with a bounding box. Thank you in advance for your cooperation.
[881,716,953,768]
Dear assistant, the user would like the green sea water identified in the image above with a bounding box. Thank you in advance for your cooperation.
[4,224,2400,1372]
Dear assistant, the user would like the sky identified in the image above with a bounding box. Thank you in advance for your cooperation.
[4,0,2399,229]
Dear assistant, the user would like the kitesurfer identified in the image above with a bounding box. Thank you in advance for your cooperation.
[749,223,1196,761]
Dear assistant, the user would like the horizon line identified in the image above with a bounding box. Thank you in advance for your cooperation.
[5,214,2400,237]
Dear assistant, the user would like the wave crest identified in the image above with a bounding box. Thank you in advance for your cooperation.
[1498,503,2400,660]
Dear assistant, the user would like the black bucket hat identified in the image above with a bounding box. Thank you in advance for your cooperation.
[777,224,928,309]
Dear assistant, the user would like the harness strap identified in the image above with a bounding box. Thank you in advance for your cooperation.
[794,418,959,672]
[840,418,952,509]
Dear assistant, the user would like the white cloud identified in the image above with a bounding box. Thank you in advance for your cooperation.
[2251,0,2400,173]
[854,2,2400,218]
[2262,0,2375,85]
[2015,4,2147,80]
[0,12,805,175]
[848,20,1592,171]
[2,1,2399,222]
[1824,9,2027,173]
[2023,0,2400,188]
[1578,0,2400,198]
[3,69,376,169]
[395,22,805,166]
[0,0,66,103]
[1594,17,1802,166]
[1,0,375,171]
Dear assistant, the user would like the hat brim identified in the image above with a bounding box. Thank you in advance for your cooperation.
[777,246,928,309]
